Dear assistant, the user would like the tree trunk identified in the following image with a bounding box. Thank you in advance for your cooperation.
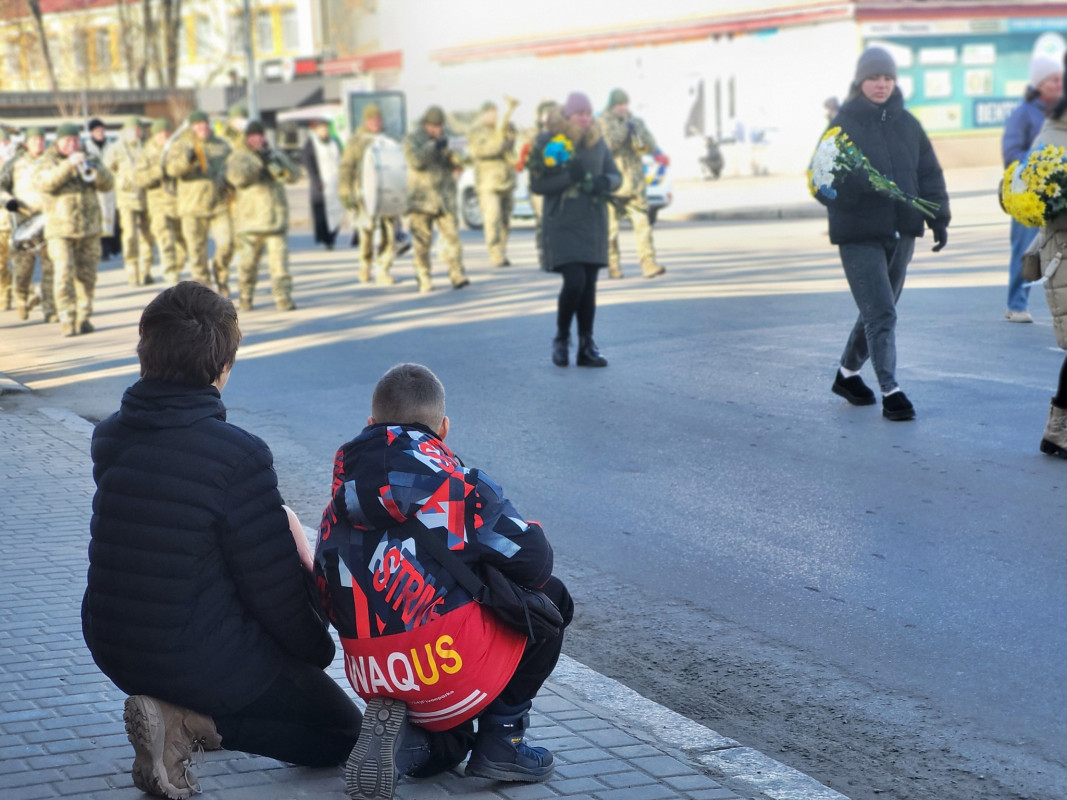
[160,0,183,88]
[25,0,59,93]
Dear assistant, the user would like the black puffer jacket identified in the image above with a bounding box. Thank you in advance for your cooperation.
[529,111,621,271]
[83,380,335,714]
[820,87,950,245]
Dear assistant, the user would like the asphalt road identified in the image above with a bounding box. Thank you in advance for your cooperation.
[2,190,1063,800]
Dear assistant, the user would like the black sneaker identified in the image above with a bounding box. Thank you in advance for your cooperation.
[882,391,915,421]
[831,371,876,406]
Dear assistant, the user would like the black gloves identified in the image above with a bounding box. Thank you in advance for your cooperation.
[931,223,948,253]
[434,137,448,152]
[5,198,19,212]
[567,158,586,182]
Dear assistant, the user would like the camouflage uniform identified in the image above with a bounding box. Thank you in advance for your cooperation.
[598,108,664,278]
[0,156,11,311]
[403,124,467,292]
[105,134,156,285]
[468,114,517,267]
[37,143,114,335]
[0,146,55,320]
[340,125,397,283]
[164,129,233,292]
[226,144,301,310]
[136,136,187,284]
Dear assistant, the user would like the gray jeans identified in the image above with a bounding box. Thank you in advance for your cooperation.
[839,236,915,394]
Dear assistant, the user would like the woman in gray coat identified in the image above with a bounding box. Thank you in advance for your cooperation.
[529,92,621,367]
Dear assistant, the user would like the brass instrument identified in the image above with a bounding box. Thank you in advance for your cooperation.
[499,95,519,166]
[159,119,189,195]
[74,154,99,184]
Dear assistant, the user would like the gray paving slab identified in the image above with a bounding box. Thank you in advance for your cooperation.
[0,398,848,800]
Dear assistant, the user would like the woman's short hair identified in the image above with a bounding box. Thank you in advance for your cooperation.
[371,363,446,429]
[137,281,241,386]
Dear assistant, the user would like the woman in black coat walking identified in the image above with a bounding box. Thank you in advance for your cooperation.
[529,92,621,367]
[819,47,950,421]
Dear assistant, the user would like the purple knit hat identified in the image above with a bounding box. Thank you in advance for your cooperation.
[562,92,592,117]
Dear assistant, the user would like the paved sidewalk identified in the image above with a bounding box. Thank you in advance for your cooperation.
[0,394,848,800]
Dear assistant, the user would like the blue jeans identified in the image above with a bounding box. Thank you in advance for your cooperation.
[839,236,915,394]
[1008,218,1039,311]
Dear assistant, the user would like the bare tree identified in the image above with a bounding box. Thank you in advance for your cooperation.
[160,0,182,88]
[115,0,142,88]
[25,0,59,93]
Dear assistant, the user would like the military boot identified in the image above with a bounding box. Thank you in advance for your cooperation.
[1040,400,1067,458]
[345,697,430,800]
[465,703,553,783]
[123,695,222,800]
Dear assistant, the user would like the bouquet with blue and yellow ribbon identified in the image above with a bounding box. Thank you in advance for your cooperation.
[1001,142,1067,228]
[808,126,940,219]
[526,133,575,178]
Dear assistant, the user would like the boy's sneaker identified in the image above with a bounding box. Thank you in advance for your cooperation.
[346,698,409,800]
[1004,309,1034,323]
[882,391,915,421]
[831,371,876,406]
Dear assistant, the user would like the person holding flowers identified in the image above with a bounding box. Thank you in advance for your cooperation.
[810,46,950,421]
[528,92,621,368]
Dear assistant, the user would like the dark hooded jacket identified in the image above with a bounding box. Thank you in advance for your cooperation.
[82,380,335,715]
[529,112,621,270]
[820,87,950,245]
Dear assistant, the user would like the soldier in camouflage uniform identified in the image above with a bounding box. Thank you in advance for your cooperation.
[0,127,55,322]
[136,119,187,284]
[220,105,249,151]
[0,135,15,311]
[520,100,559,271]
[164,110,234,295]
[340,103,397,285]
[598,89,666,279]
[468,100,517,267]
[37,122,114,336]
[105,117,156,286]
[403,106,469,293]
[226,121,301,311]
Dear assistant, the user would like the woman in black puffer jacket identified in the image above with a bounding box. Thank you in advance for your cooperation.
[83,282,361,799]
[818,47,950,421]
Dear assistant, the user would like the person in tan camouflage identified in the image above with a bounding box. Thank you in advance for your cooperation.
[0,134,16,311]
[519,101,560,271]
[106,117,156,286]
[221,104,249,151]
[164,110,234,295]
[598,89,666,279]
[136,119,187,285]
[37,122,114,336]
[227,121,301,311]
[468,100,517,268]
[403,106,469,293]
[339,103,398,285]
[0,127,55,322]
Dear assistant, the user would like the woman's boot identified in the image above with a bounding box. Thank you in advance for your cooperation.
[551,335,569,367]
[576,335,608,367]
[1040,400,1067,458]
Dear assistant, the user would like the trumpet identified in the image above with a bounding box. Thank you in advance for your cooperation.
[74,154,99,184]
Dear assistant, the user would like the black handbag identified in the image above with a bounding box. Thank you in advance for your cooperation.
[398,517,564,643]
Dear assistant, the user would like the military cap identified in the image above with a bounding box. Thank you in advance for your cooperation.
[228,104,249,119]
[363,103,382,122]
[421,106,446,126]
[607,88,629,108]
[55,123,81,139]
[245,120,265,136]
[123,116,141,130]
[187,110,209,124]
[87,117,105,131]
[150,118,173,135]
[24,126,44,138]
[479,100,497,113]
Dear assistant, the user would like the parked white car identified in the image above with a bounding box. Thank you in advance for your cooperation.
[459,153,672,229]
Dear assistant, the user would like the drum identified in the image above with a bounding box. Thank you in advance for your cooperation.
[360,136,407,220]
[11,212,45,252]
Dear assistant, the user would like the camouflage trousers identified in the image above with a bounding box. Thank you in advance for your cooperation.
[478,187,514,266]
[409,211,466,291]
[48,235,99,325]
[235,232,292,308]
[12,247,55,318]
[607,193,658,278]
[151,213,187,284]
[358,216,396,281]
[118,207,156,284]
[181,210,233,291]
[0,230,10,309]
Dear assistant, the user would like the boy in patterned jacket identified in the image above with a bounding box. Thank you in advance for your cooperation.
[315,363,572,800]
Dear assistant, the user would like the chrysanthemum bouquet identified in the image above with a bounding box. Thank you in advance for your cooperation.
[1001,142,1067,228]
[808,126,940,218]
[527,133,575,178]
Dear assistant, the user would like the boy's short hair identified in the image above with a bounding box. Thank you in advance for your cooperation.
[371,363,446,430]
[137,281,241,386]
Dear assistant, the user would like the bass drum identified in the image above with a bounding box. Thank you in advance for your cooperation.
[360,136,407,221]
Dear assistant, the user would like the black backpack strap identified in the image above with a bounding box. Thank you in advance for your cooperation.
[393,516,485,600]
